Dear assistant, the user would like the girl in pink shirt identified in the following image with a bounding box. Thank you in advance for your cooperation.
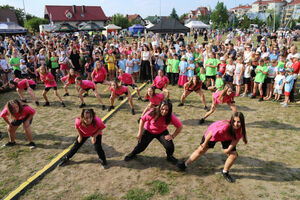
[108,80,135,115]
[92,61,110,85]
[199,84,237,124]
[141,86,165,117]
[177,112,247,183]
[152,70,170,98]
[124,100,183,164]
[58,109,107,168]
[61,69,78,96]
[178,75,208,110]
[37,65,65,107]
[9,78,39,105]
[75,77,105,110]
[0,100,36,148]
[118,69,142,100]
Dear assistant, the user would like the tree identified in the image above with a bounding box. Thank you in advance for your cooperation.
[240,15,251,29]
[24,17,49,32]
[266,9,280,31]
[112,14,130,29]
[252,17,264,28]
[179,13,187,22]
[210,2,228,29]
[197,14,210,25]
[170,8,179,20]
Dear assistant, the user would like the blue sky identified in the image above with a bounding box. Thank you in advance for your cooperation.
[1,0,254,18]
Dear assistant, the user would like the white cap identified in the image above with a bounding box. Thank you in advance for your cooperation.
[220,57,225,61]
[20,59,25,63]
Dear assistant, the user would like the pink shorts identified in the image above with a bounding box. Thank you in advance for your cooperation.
[60,64,69,70]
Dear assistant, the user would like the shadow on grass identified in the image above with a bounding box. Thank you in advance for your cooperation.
[247,120,300,131]
[181,119,215,127]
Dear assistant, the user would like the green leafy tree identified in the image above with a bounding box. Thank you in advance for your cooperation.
[240,15,251,29]
[252,17,264,28]
[179,13,187,22]
[287,19,296,29]
[197,14,210,24]
[112,13,130,29]
[210,2,228,29]
[170,8,179,20]
[145,15,160,24]
[266,9,281,30]
[24,17,49,32]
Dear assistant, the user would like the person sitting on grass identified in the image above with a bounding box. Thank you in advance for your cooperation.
[9,78,39,105]
[177,112,247,183]
[0,99,36,149]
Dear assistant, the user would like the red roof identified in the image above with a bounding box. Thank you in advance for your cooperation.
[126,14,141,21]
[288,0,300,5]
[190,7,209,16]
[253,0,286,5]
[44,5,107,22]
[231,4,252,10]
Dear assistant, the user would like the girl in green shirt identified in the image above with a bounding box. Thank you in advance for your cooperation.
[205,52,218,88]
[9,48,21,78]
[250,59,268,101]
[50,52,59,80]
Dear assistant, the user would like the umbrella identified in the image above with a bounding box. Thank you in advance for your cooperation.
[52,22,77,32]
[185,20,210,29]
[105,24,122,30]
[79,21,105,31]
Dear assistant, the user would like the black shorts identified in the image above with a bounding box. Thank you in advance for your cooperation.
[44,86,57,91]
[94,81,104,84]
[117,92,128,96]
[206,75,216,81]
[243,77,251,84]
[200,136,236,151]
[266,77,274,84]
[123,84,137,89]
[224,74,233,82]
[84,88,95,92]
[25,84,36,90]
[153,86,163,91]
[11,116,33,127]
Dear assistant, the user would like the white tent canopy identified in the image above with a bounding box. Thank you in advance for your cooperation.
[146,22,154,29]
[185,20,210,29]
[105,24,121,30]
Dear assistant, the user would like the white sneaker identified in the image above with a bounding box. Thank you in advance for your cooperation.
[282,103,288,108]
[280,102,285,105]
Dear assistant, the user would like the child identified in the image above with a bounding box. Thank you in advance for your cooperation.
[171,54,180,85]
[75,77,106,109]
[118,68,142,100]
[50,52,59,81]
[61,69,78,96]
[141,86,165,117]
[277,55,286,73]
[118,54,126,72]
[92,61,110,86]
[187,57,195,81]
[250,59,268,101]
[218,57,227,75]
[132,53,141,82]
[20,59,28,78]
[166,54,173,84]
[233,57,244,96]
[9,78,39,105]
[58,52,69,77]
[273,68,285,101]
[1,99,36,148]
[152,69,170,99]
[264,59,277,100]
[242,60,252,97]
[205,52,217,88]
[0,53,10,84]
[282,68,295,107]
[84,57,93,80]
[199,66,207,90]
[105,50,116,81]
[224,58,235,87]
[125,54,134,75]
[26,56,36,81]
[37,65,65,107]
[208,71,224,91]
[108,80,135,115]
[58,109,107,168]
[178,57,188,87]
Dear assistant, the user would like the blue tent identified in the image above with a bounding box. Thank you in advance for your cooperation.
[128,24,145,34]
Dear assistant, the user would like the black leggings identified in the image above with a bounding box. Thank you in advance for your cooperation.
[140,60,151,81]
[129,129,174,157]
[66,135,106,162]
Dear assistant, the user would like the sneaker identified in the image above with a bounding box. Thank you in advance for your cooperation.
[178,103,184,107]
[43,102,50,107]
[83,93,88,97]
[138,97,142,101]
[282,103,288,108]
[63,93,69,97]
[131,109,135,115]
[177,162,187,171]
[280,102,285,105]
[199,118,205,124]
[79,103,86,108]
[241,94,246,98]
[248,93,253,97]
[166,155,178,165]
[100,159,108,169]
[118,96,123,101]
[58,156,69,167]
[258,98,263,102]
[250,95,256,99]
[61,102,66,107]
[108,106,114,111]
[35,101,39,106]
[124,154,137,161]
[203,106,209,111]
[21,99,27,103]
[2,142,16,147]
[26,142,36,149]
[222,171,234,183]
[102,105,106,110]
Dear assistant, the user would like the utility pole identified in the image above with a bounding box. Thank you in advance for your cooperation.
[22,0,26,21]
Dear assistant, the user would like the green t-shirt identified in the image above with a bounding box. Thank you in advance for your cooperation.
[195,67,200,75]
[199,73,206,84]
[172,59,180,73]
[166,59,173,73]
[205,58,217,76]
[50,57,59,68]
[9,57,21,71]
[277,61,285,69]
[193,53,201,63]
[216,59,221,65]
[215,77,224,91]
[254,65,268,83]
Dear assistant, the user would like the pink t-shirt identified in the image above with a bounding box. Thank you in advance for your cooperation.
[110,85,128,96]
[153,76,169,89]
[213,91,235,105]
[80,80,95,90]
[118,73,133,85]
[92,67,107,82]
[145,93,164,106]
[0,105,35,120]
[40,72,57,87]
[204,120,242,142]
[61,75,78,84]
[17,79,36,90]
[141,110,182,134]
[75,116,106,137]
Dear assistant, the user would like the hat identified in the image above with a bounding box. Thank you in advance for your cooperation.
[287,68,294,73]
[220,57,225,61]
[216,71,222,76]
[279,68,285,72]
[189,57,194,61]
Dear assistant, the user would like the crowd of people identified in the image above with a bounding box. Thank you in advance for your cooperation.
[0,28,299,183]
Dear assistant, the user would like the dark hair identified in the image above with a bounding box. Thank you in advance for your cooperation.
[75,77,82,82]
[229,112,247,143]
[186,75,200,89]
[6,99,24,120]
[80,109,96,127]
[9,80,18,87]
[144,86,157,99]
[149,99,173,124]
